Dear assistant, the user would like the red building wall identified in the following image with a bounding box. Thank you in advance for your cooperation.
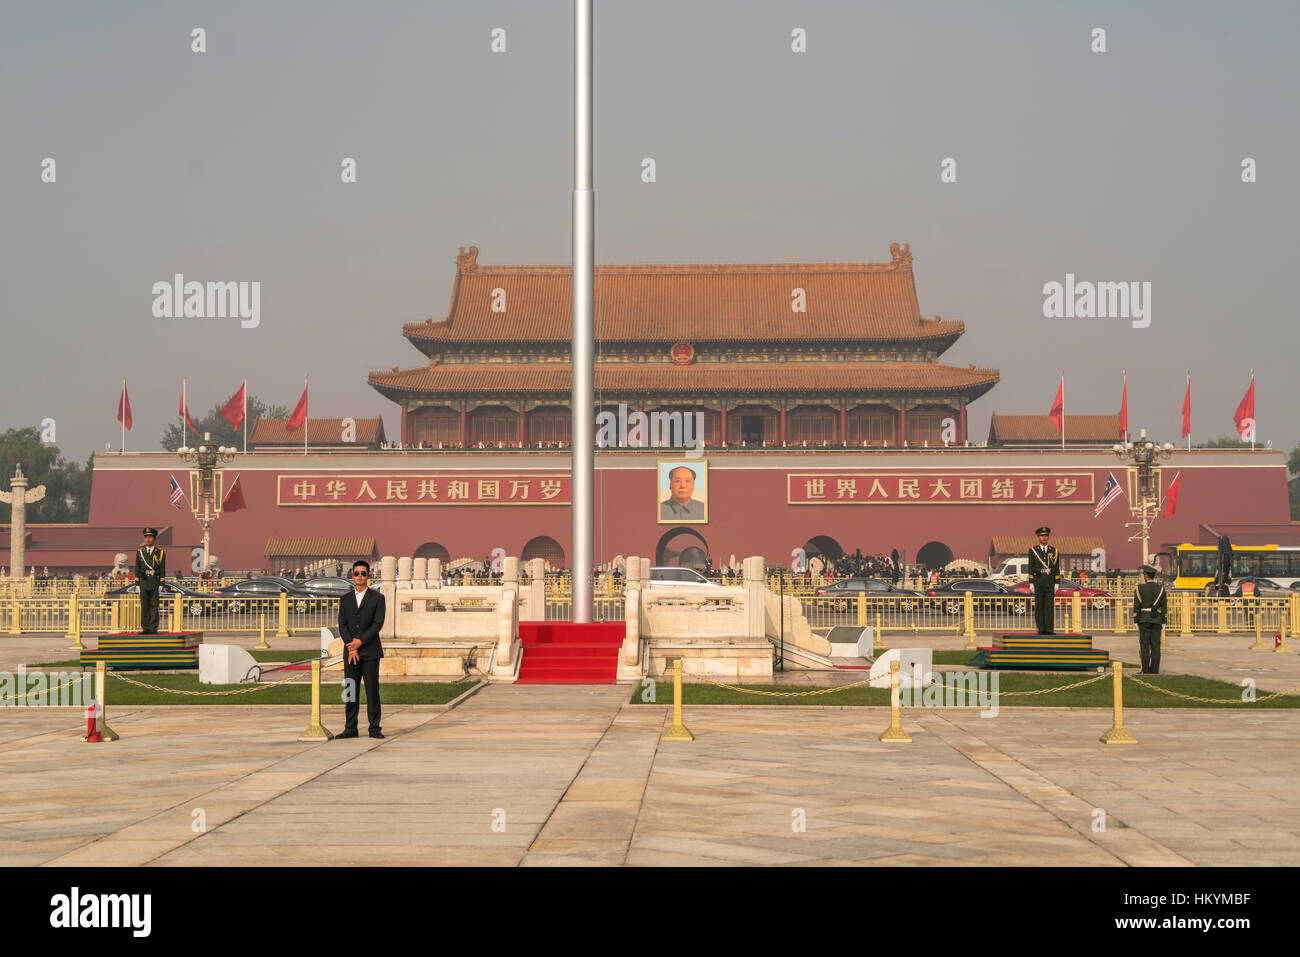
[87,449,1292,572]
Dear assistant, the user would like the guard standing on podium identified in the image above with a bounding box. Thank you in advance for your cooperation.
[135,527,165,634]
[1029,526,1060,635]
[1133,564,1167,674]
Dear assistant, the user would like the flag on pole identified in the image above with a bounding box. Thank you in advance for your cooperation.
[286,383,308,433]
[116,380,133,430]
[179,380,198,435]
[1233,372,1255,442]
[1095,472,1123,518]
[1181,371,1192,440]
[1161,471,1181,518]
[221,473,246,513]
[1049,377,1064,435]
[220,381,246,430]
[1118,371,1128,439]
[168,474,186,509]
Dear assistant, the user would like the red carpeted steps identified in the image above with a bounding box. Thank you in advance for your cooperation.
[515,622,624,684]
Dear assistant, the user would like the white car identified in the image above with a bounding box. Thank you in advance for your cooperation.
[990,557,1030,583]
[649,567,719,586]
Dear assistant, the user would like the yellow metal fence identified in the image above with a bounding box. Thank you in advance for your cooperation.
[0,591,1294,639]
[3,594,339,637]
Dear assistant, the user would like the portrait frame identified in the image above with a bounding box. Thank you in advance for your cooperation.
[656,459,708,525]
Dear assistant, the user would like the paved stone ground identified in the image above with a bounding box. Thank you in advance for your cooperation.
[2,629,1298,866]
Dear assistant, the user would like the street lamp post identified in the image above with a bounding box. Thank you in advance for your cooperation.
[1113,428,1173,567]
[178,432,237,574]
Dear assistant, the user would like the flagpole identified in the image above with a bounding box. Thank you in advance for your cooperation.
[1060,371,1065,451]
[303,374,308,456]
[570,0,595,624]
[1250,369,1255,451]
[1122,368,1127,443]
[121,375,126,454]
[1186,369,1191,452]
[243,376,247,454]
[181,375,187,444]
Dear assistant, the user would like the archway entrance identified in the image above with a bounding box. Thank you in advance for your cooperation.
[413,542,451,564]
[655,527,711,571]
[521,535,566,568]
[803,535,844,562]
[916,540,954,570]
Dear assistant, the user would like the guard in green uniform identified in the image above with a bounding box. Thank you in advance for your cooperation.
[1029,526,1060,634]
[1133,564,1167,674]
[135,527,166,634]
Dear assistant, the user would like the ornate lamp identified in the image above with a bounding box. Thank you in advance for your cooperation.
[1112,428,1174,566]
[178,432,237,573]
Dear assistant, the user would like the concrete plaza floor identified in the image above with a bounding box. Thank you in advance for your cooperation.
[2,630,1298,866]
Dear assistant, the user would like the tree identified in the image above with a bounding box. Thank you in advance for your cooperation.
[160,395,289,451]
[1194,435,1252,449]
[0,428,93,523]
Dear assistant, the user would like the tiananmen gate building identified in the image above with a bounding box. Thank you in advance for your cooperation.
[68,245,1297,574]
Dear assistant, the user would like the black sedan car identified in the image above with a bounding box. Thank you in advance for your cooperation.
[925,577,1029,615]
[101,580,218,616]
[297,577,354,598]
[213,577,319,612]
[814,577,926,611]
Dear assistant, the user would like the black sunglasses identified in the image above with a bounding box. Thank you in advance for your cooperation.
[352,570,369,578]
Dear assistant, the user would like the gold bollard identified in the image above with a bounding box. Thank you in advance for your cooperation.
[255,612,270,650]
[963,592,977,649]
[878,659,911,743]
[874,607,884,651]
[67,593,83,650]
[276,591,290,638]
[1275,619,1294,654]
[1249,599,1268,650]
[297,659,334,741]
[81,661,119,743]
[1099,661,1137,744]
[661,657,694,741]
[1179,593,1193,638]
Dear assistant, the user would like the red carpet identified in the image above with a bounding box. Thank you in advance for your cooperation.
[515,622,624,683]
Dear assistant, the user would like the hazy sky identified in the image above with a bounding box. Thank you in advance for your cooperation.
[2,0,1296,462]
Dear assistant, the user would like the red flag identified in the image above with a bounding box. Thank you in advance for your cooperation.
[1181,374,1191,438]
[179,382,198,435]
[1233,375,1255,440]
[1118,375,1128,438]
[116,381,132,430]
[1162,471,1181,517]
[221,474,246,513]
[1049,379,1064,434]
[286,384,308,433]
[220,381,246,429]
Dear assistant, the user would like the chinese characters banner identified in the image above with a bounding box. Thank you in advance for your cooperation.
[277,474,571,506]
[787,472,1095,504]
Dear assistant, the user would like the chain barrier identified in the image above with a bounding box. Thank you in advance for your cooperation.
[1124,672,1300,704]
[106,670,312,697]
[681,670,1109,699]
[0,675,86,704]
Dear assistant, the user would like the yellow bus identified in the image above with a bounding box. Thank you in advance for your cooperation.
[1173,543,1300,591]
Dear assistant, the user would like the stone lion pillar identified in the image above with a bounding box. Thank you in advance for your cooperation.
[2,465,45,584]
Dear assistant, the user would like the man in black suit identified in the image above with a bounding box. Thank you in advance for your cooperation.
[337,559,385,739]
